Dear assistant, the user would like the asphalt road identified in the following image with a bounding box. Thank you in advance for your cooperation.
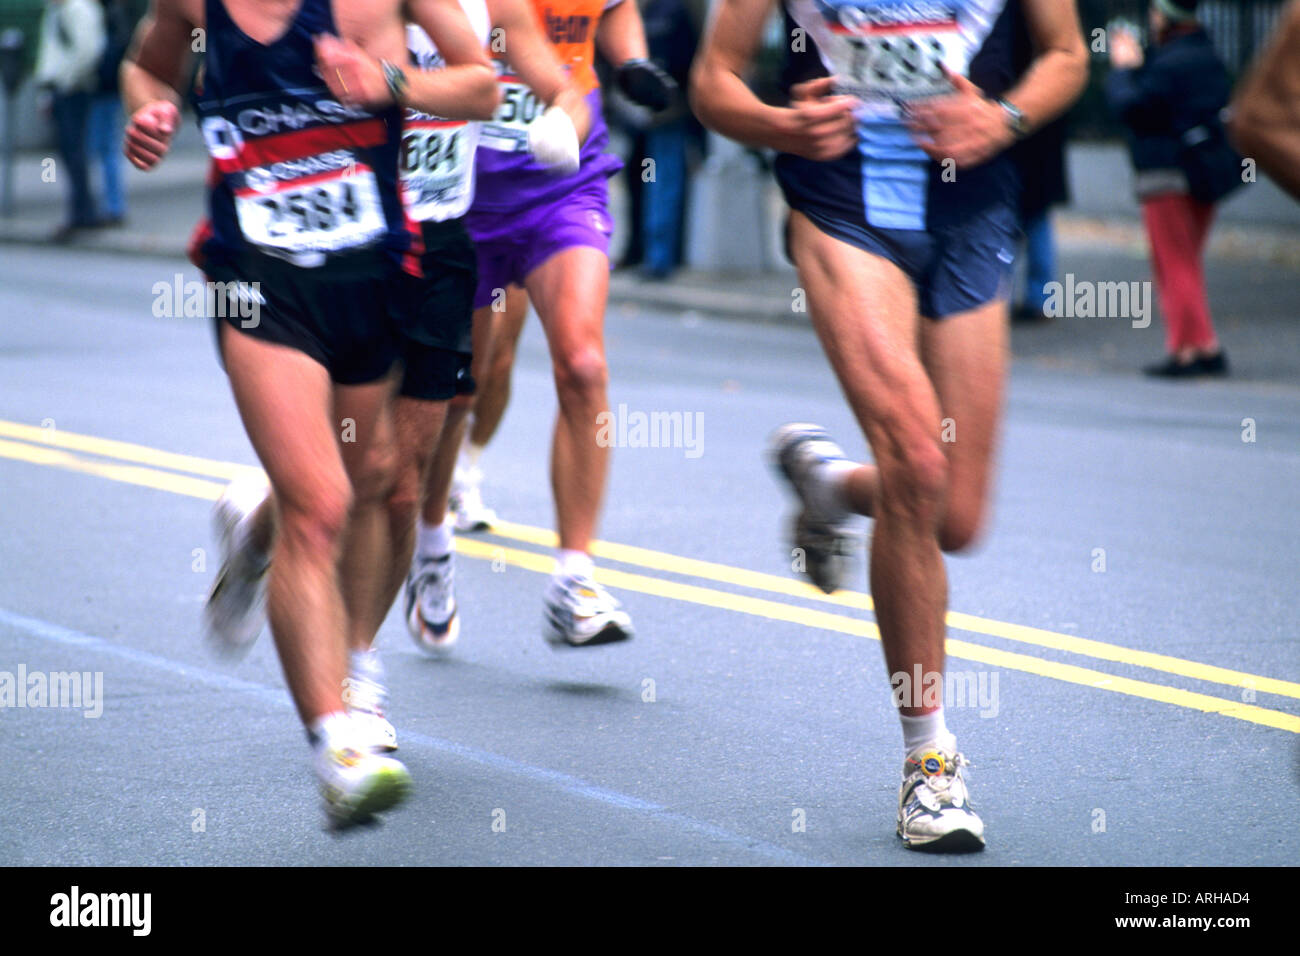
[1,245,1297,866]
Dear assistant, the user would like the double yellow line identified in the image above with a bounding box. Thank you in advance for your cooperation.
[1,417,1297,733]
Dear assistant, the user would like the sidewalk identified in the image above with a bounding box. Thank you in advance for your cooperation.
[4,131,1298,383]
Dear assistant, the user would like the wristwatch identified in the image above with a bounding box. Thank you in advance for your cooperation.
[380,59,409,106]
[996,97,1029,139]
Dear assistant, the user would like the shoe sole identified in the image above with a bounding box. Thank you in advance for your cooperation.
[407,599,460,656]
[544,620,634,649]
[328,765,413,829]
[769,426,848,595]
[899,827,986,853]
[202,563,266,659]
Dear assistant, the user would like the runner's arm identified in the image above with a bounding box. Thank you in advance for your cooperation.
[401,0,499,117]
[1229,0,1300,200]
[1000,0,1089,133]
[689,0,856,160]
[120,0,194,169]
[594,0,647,65]
[487,0,590,141]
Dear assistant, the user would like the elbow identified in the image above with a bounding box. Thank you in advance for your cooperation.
[688,63,713,132]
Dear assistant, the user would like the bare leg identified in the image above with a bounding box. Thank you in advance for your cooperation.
[523,247,612,553]
[789,212,949,717]
[468,285,528,447]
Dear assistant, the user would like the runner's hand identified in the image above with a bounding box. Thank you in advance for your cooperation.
[905,68,1014,169]
[528,105,581,174]
[315,34,391,108]
[125,100,180,170]
[780,77,857,161]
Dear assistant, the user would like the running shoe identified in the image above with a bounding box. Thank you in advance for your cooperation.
[449,463,498,532]
[768,423,856,594]
[543,573,634,648]
[344,653,397,752]
[315,737,412,829]
[896,742,985,852]
[203,473,271,658]
[405,553,459,654]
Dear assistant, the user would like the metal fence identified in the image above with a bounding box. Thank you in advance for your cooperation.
[1073,0,1291,138]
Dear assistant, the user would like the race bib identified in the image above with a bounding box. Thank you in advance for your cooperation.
[235,160,385,260]
[821,1,962,103]
[400,119,473,219]
[480,77,547,152]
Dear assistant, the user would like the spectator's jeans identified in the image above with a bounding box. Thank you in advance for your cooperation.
[1021,210,1055,310]
[51,90,96,227]
[87,93,126,219]
[1141,193,1217,353]
[642,119,688,277]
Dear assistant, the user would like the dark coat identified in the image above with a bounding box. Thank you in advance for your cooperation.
[1106,26,1231,173]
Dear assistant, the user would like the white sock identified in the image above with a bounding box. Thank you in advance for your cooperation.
[809,457,855,519]
[464,440,485,472]
[308,710,355,751]
[416,517,453,561]
[349,648,382,682]
[554,549,594,581]
[899,708,955,754]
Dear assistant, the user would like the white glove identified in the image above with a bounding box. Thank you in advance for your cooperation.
[527,105,581,174]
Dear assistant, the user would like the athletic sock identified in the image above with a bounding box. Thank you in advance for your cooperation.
[900,708,955,754]
[349,647,382,683]
[416,517,453,562]
[464,440,485,472]
[809,457,856,520]
[308,711,355,751]
[554,549,594,581]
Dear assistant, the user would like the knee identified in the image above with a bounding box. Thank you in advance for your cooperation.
[938,502,986,554]
[552,343,607,404]
[384,461,424,536]
[877,439,949,524]
[351,436,399,505]
[277,484,352,557]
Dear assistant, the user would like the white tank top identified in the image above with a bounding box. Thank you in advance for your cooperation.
[401,0,491,222]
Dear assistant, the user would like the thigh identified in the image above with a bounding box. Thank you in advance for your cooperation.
[788,210,940,463]
[219,322,348,513]
[524,245,609,360]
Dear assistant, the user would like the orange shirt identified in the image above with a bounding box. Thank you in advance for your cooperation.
[505,0,612,95]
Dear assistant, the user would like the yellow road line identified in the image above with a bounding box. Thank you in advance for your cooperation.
[486,520,1300,702]
[2,421,1298,727]
[0,419,261,482]
[455,538,1300,734]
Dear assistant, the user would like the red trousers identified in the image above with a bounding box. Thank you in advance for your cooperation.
[1141,193,1218,353]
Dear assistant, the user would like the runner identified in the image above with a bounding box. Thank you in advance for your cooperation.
[446,283,529,533]
[1229,0,1300,201]
[691,0,1086,850]
[122,0,496,825]
[197,0,593,753]
[408,0,678,650]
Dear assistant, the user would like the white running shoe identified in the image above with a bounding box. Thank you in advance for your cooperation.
[449,464,498,533]
[344,652,397,752]
[315,734,412,829]
[896,742,986,852]
[203,473,271,658]
[543,573,634,648]
[768,423,857,595]
[405,552,459,655]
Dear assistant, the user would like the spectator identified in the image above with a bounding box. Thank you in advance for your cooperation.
[34,0,106,240]
[86,0,135,227]
[1106,0,1235,378]
[608,0,697,279]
